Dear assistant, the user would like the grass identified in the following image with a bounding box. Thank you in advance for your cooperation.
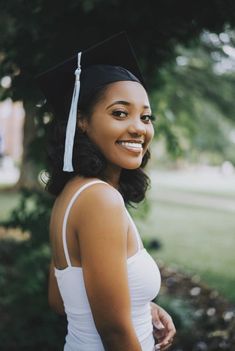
[165,187,235,199]
[131,173,235,304]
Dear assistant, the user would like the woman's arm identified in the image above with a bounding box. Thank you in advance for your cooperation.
[48,259,65,315]
[73,184,142,351]
[150,301,176,350]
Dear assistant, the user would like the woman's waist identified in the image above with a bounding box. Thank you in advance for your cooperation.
[66,303,153,342]
[65,331,155,351]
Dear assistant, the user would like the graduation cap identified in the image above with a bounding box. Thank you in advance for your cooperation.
[36,31,146,172]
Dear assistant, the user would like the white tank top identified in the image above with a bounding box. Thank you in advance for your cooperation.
[54,180,161,351]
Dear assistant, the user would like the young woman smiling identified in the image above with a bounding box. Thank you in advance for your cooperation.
[37,32,176,351]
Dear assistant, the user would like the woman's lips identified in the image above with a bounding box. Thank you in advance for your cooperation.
[116,141,143,153]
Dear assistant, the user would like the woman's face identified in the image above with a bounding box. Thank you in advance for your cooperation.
[81,81,154,174]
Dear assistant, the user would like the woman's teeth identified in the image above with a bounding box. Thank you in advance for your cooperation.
[117,141,143,150]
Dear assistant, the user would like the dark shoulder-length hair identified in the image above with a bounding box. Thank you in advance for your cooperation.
[45,84,152,207]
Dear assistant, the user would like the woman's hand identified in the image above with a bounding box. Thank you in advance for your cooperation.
[150,302,176,351]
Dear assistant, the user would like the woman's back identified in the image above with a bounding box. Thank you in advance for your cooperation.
[50,178,161,351]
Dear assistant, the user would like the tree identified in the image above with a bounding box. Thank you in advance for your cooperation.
[1,0,235,187]
[152,29,235,164]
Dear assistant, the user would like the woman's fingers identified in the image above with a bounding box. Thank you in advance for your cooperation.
[153,325,166,342]
[150,303,176,350]
[154,320,176,350]
[155,338,173,350]
[155,330,175,349]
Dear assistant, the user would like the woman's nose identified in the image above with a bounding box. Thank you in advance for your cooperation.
[128,117,146,136]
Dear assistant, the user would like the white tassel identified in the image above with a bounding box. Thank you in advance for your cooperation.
[63,52,82,172]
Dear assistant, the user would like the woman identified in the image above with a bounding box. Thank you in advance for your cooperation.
[37,32,176,351]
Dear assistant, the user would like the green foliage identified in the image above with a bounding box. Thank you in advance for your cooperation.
[1,0,235,98]
[0,189,66,350]
[152,31,235,165]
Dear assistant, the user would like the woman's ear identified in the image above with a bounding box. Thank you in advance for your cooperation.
[77,111,88,133]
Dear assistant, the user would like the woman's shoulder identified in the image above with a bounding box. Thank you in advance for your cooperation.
[65,177,128,237]
[76,177,124,208]
[59,176,125,219]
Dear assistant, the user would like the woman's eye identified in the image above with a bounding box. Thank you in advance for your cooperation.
[142,114,156,122]
[112,110,128,118]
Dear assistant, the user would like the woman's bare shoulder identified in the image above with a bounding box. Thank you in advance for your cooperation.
[73,180,125,219]
[62,177,126,229]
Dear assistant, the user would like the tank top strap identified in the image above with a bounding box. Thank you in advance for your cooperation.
[125,208,142,251]
[62,179,107,267]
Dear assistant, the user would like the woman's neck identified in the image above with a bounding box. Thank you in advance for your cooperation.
[103,166,121,189]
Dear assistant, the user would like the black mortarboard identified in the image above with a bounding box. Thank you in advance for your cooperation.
[36,31,146,172]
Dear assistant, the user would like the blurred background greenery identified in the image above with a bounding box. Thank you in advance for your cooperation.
[0,0,235,350]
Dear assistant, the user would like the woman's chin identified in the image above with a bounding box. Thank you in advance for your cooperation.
[106,155,143,171]
[121,160,142,170]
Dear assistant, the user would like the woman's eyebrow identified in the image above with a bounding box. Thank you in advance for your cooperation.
[106,100,150,109]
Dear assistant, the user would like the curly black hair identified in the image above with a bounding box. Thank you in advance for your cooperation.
[45,84,152,206]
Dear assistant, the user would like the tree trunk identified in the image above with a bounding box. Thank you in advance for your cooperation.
[14,101,40,190]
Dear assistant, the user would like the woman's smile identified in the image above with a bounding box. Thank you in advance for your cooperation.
[116,140,144,153]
